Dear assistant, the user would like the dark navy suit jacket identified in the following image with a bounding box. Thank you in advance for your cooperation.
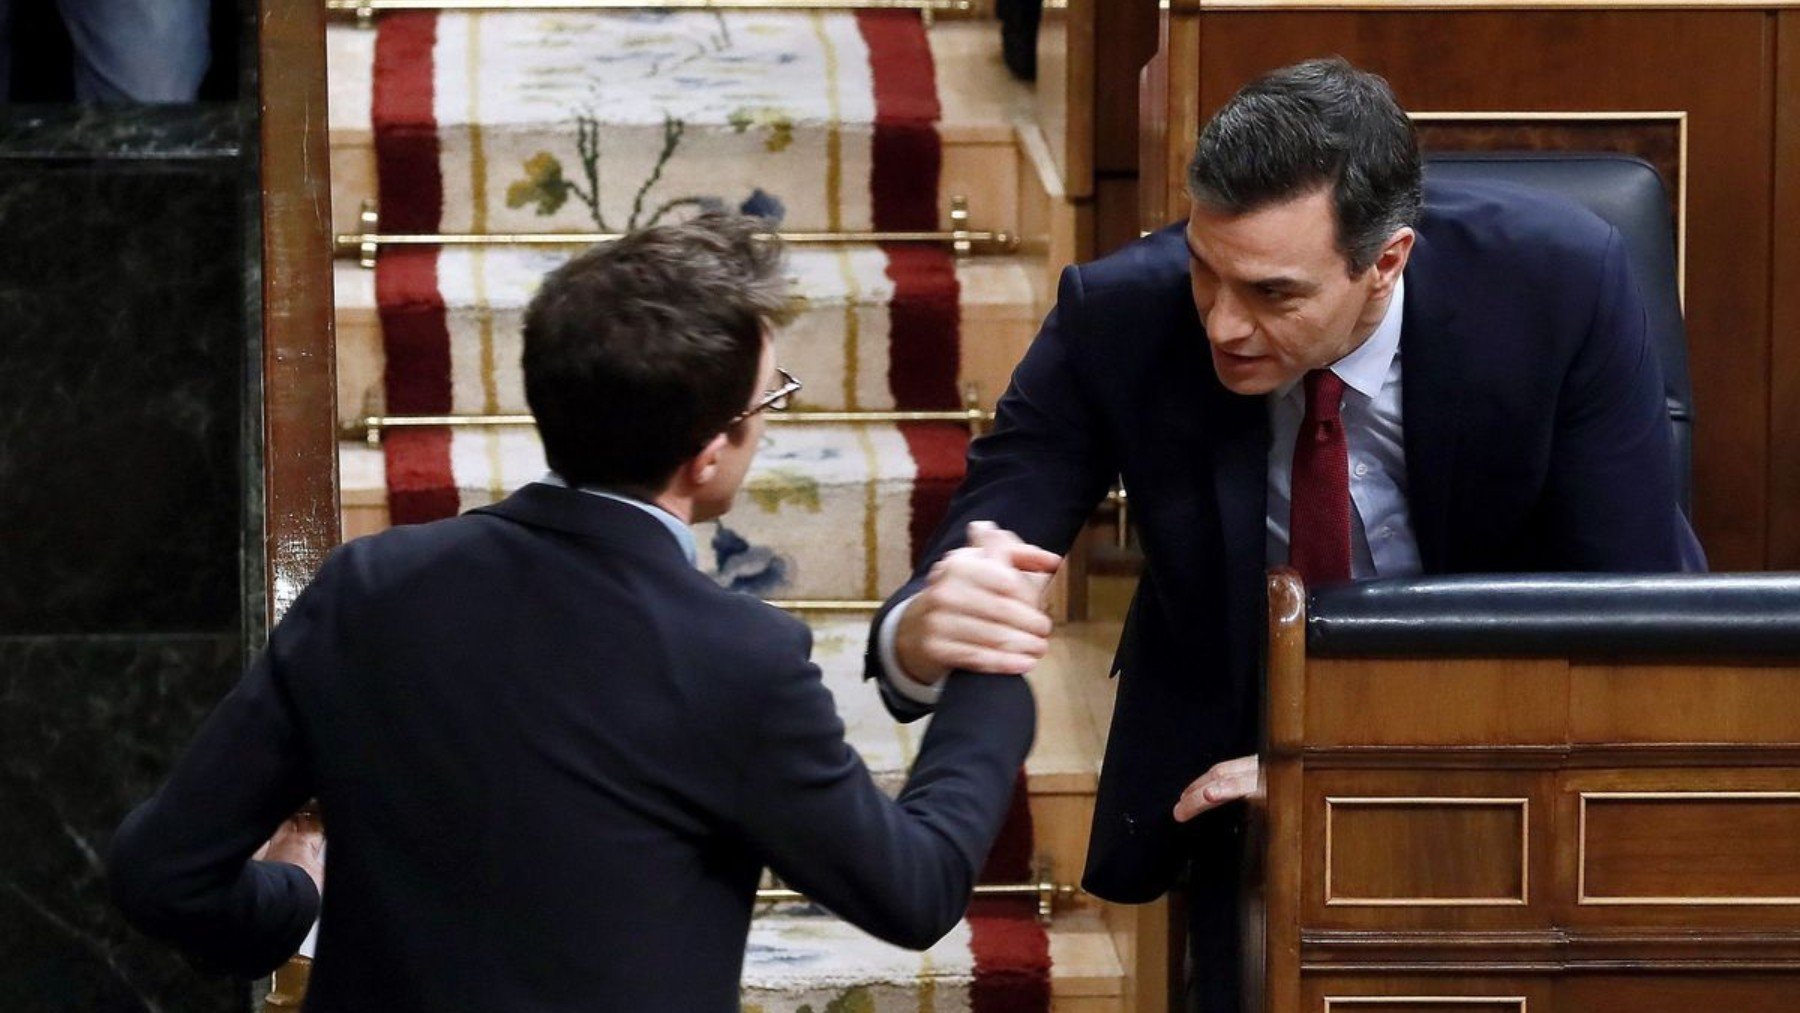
[867,178,1700,908]
[110,484,1035,1011]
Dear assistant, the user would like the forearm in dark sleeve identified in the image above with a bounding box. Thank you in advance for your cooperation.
[737,662,1035,950]
[107,560,341,976]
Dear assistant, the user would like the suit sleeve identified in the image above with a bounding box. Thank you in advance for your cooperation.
[737,629,1036,951]
[865,265,1120,716]
[107,558,337,976]
[1542,225,1704,571]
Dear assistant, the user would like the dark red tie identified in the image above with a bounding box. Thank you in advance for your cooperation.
[1288,369,1352,586]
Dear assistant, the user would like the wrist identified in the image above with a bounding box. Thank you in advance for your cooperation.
[893,608,949,686]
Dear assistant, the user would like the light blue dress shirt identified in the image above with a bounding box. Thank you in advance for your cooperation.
[1265,277,1421,579]
[535,474,699,567]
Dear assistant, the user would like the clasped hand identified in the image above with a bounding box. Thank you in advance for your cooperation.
[893,522,1260,821]
[892,521,1061,682]
[255,810,326,895]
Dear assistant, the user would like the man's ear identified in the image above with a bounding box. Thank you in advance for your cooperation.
[1369,227,1415,297]
[681,431,731,491]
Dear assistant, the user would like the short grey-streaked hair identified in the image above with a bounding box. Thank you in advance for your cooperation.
[1187,57,1423,274]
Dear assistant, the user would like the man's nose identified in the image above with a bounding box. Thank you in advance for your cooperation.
[1206,288,1256,344]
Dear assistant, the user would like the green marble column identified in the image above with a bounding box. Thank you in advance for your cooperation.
[0,103,260,1012]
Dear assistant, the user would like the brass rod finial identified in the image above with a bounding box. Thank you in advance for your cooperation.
[949,194,972,258]
[357,200,381,269]
[961,381,987,438]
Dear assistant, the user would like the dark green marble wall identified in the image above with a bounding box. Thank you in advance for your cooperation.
[0,105,258,1012]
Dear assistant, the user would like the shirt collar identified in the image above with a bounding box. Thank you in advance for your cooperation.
[1274,274,1405,403]
[536,473,700,567]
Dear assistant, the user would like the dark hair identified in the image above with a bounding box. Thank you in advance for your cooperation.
[522,213,792,493]
[1187,57,1422,274]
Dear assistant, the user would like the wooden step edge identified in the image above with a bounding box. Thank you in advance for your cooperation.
[1023,619,1119,794]
[1048,909,1129,1000]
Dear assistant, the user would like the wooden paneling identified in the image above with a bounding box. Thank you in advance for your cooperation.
[1413,116,1684,254]
[1304,978,1550,1013]
[1037,0,1094,198]
[1559,975,1800,1013]
[1154,8,1778,568]
[1556,767,1800,933]
[1096,176,1143,256]
[1772,11,1800,568]
[1322,1001,1523,1013]
[260,0,341,621]
[1304,771,1553,933]
[1325,799,1528,905]
[1569,664,1800,744]
[1579,793,1800,902]
[1094,2,1160,177]
[1304,659,1567,747]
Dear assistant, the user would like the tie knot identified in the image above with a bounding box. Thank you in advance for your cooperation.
[1303,369,1345,423]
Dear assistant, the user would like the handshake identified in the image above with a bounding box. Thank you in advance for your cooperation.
[892,521,1261,824]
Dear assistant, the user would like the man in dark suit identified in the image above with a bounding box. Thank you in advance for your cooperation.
[108,214,1036,1011]
[863,58,1702,1012]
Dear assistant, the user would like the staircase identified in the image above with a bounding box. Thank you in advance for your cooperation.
[298,5,1153,1010]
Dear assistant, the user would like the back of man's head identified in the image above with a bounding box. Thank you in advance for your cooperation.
[523,213,791,495]
[1187,57,1423,273]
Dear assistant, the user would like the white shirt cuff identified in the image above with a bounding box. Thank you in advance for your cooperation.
[878,595,945,706]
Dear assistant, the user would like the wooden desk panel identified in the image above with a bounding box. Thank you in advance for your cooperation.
[1263,573,1800,1012]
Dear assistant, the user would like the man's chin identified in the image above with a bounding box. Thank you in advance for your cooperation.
[1211,354,1285,396]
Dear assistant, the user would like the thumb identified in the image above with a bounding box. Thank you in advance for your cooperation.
[968,521,1060,575]
[1005,543,1062,575]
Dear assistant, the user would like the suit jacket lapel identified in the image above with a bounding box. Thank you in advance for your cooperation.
[1399,231,1464,574]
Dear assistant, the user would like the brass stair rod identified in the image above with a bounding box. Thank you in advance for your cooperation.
[337,197,1012,266]
[345,406,993,446]
[759,872,1077,926]
[346,381,991,444]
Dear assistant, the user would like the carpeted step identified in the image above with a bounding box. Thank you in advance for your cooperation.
[810,612,1113,885]
[340,422,968,604]
[325,13,1030,237]
[745,907,1127,1012]
[332,248,1044,426]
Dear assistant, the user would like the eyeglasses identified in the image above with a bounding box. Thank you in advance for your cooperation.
[731,367,803,425]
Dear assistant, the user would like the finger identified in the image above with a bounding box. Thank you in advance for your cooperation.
[1173,780,1218,823]
[937,642,1043,675]
[965,523,1062,574]
[1173,768,1262,823]
[927,585,1054,638]
[1207,755,1259,779]
[939,553,1045,605]
[924,613,1051,661]
[1004,543,1063,574]
[1200,771,1259,805]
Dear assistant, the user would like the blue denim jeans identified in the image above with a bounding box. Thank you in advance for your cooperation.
[1,0,211,102]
